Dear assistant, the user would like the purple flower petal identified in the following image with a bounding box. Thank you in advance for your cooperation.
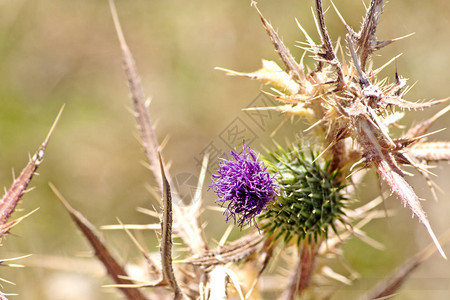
[210,142,278,228]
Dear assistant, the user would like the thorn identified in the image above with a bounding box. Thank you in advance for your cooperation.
[373,54,403,76]
[295,18,316,47]
[423,221,447,259]
[330,0,356,36]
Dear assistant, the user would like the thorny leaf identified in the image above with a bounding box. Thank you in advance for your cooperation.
[0,106,63,238]
[351,0,384,71]
[403,104,450,139]
[109,0,207,256]
[251,1,305,85]
[50,184,148,300]
[313,0,345,87]
[108,0,160,187]
[408,142,450,161]
[375,159,445,258]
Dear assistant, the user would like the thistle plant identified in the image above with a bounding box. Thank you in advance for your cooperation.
[219,0,450,258]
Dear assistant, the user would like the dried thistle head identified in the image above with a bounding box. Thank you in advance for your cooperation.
[220,0,450,258]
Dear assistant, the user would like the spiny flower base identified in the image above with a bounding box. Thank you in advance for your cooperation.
[261,145,347,244]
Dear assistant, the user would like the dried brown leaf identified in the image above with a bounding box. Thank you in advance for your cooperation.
[352,114,446,258]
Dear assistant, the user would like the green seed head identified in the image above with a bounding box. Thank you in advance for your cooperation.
[260,145,347,244]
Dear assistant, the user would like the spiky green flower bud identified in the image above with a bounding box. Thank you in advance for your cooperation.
[260,145,347,244]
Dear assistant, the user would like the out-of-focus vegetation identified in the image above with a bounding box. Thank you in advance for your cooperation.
[0,0,449,299]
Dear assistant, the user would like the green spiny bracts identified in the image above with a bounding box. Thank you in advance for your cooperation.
[260,145,347,244]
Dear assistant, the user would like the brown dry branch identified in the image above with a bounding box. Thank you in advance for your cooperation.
[0,106,64,238]
[49,184,149,300]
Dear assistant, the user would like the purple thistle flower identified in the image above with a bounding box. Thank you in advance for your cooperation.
[210,143,278,228]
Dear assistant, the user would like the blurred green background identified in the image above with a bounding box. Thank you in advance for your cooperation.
[0,0,449,299]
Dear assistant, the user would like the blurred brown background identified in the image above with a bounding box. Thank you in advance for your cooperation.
[0,0,449,299]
